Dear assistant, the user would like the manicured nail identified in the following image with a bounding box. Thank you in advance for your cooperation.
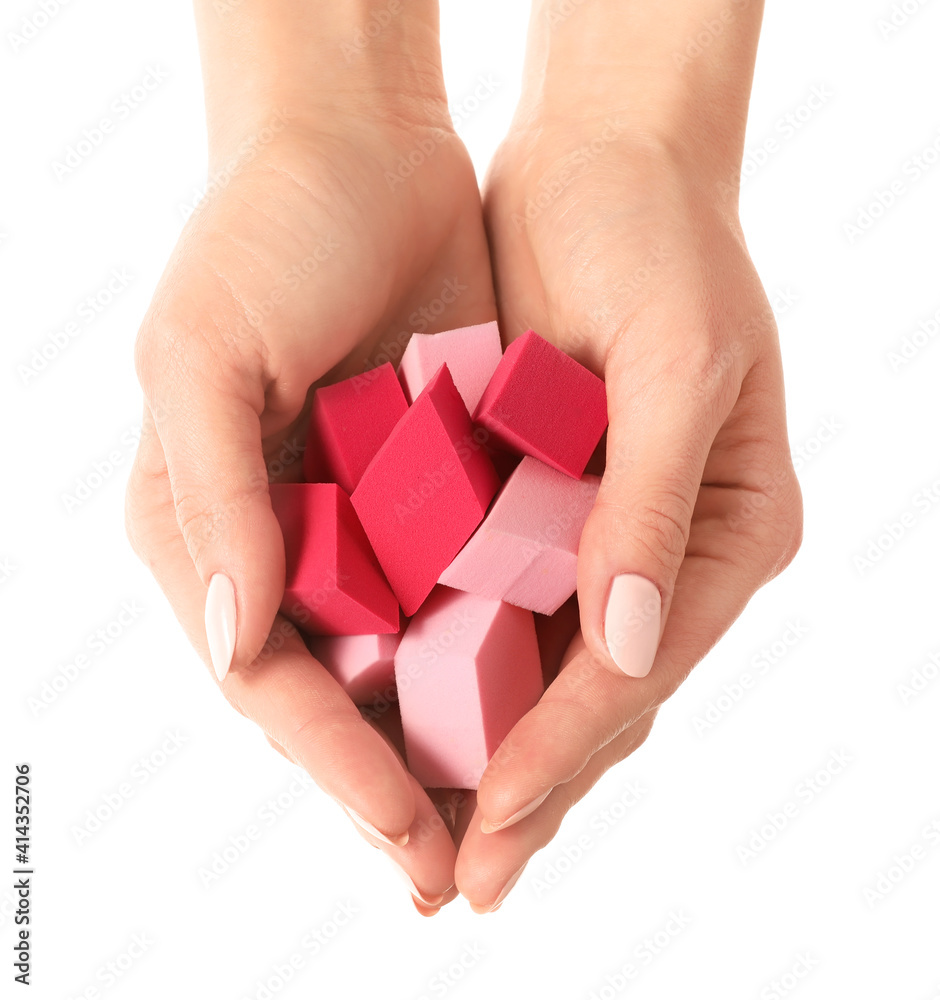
[480,789,551,834]
[603,574,661,677]
[205,573,237,682]
[436,799,458,833]
[412,897,441,917]
[346,807,409,848]
[391,862,445,907]
[470,866,525,914]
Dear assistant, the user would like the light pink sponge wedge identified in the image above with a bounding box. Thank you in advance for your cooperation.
[397,321,503,412]
[394,587,543,788]
[440,456,600,615]
[307,630,402,705]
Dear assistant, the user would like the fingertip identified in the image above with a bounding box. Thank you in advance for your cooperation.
[345,806,410,848]
[480,788,551,834]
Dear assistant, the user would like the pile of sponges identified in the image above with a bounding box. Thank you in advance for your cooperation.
[271,323,607,788]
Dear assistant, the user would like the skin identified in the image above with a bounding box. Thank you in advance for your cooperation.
[126,0,802,914]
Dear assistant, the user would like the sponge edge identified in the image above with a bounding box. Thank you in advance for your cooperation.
[439,456,601,615]
[351,365,499,616]
[307,631,401,705]
[303,362,408,493]
[398,321,503,413]
[395,587,543,789]
[473,329,608,479]
[270,483,400,636]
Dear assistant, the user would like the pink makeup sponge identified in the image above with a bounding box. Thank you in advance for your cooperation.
[473,329,608,479]
[351,365,500,616]
[303,362,409,492]
[269,483,400,636]
[398,321,503,412]
[439,456,601,615]
[394,587,543,789]
[307,630,401,705]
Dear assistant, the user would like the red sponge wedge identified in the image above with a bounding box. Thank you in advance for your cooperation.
[270,483,400,636]
[473,329,608,479]
[351,365,499,616]
[303,362,409,493]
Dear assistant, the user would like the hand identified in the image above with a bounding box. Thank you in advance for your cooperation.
[454,114,803,908]
[125,3,494,911]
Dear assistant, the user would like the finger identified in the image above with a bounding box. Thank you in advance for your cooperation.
[126,418,416,843]
[458,710,658,911]
[416,788,478,915]
[477,475,800,832]
[347,718,460,911]
[577,320,749,679]
[349,770,458,909]
[267,709,458,904]
[133,309,289,682]
[265,735,296,763]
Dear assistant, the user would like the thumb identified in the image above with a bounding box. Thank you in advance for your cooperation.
[136,326,287,682]
[577,336,739,679]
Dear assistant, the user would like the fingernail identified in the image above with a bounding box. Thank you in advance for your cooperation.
[437,799,458,833]
[470,865,525,914]
[480,789,551,834]
[346,807,409,848]
[205,573,237,682]
[412,897,441,917]
[391,862,445,907]
[604,574,661,678]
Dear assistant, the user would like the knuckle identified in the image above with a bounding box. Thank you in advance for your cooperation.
[175,492,242,562]
[599,489,693,577]
[681,332,745,408]
[739,465,803,580]
[134,307,249,425]
[123,451,174,567]
[285,711,345,761]
[174,467,270,562]
[674,305,775,409]
[765,472,804,576]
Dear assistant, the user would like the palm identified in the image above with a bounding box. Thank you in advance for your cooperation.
[151,121,495,452]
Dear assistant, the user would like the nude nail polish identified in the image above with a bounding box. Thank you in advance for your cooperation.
[391,862,445,907]
[205,573,236,682]
[470,865,525,914]
[480,789,551,834]
[346,807,409,848]
[603,574,661,677]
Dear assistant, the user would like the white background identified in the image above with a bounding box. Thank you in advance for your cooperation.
[3,1,940,998]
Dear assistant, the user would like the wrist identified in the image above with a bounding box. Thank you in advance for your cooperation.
[515,0,764,189]
[194,0,450,161]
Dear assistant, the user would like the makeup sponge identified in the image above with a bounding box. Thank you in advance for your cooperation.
[473,329,608,479]
[394,587,543,788]
[439,456,601,615]
[398,321,503,412]
[303,362,408,493]
[269,483,400,636]
[307,631,401,705]
[351,365,500,616]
